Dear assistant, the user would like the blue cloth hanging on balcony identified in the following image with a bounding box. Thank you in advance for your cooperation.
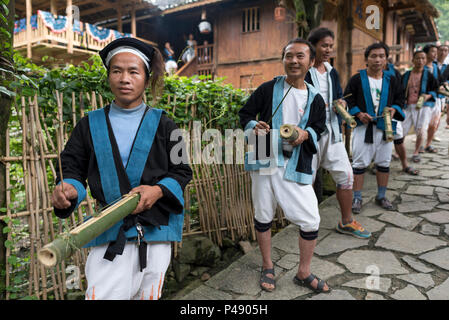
[14,15,37,34]
[113,30,132,40]
[86,23,113,43]
[39,10,67,33]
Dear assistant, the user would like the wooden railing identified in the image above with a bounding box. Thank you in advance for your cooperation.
[14,13,155,55]
[196,44,214,78]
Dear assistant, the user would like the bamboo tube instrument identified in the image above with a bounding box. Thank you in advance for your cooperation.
[383,107,394,142]
[438,88,449,97]
[416,95,425,109]
[38,193,140,268]
[333,99,357,128]
[280,124,299,141]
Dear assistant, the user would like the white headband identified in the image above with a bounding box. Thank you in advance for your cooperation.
[105,46,151,72]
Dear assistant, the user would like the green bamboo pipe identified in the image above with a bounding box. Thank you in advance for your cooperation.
[38,193,140,268]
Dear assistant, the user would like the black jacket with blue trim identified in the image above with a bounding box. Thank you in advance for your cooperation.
[54,105,193,228]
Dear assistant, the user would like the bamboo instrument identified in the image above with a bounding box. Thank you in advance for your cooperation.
[438,88,449,97]
[37,193,140,268]
[383,108,394,142]
[416,95,425,109]
[333,99,357,128]
[280,124,299,141]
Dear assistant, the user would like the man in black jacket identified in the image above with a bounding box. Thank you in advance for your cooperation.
[51,38,192,300]
[344,43,405,214]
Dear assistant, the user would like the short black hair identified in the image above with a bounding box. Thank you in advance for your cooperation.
[364,42,389,59]
[413,50,426,58]
[423,44,437,54]
[282,38,316,60]
[307,27,335,46]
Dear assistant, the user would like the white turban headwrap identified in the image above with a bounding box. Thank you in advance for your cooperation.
[105,46,151,72]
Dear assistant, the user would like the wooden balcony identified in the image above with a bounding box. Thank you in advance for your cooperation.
[13,11,156,65]
[177,43,215,78]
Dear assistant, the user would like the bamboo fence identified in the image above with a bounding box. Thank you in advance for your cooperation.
[0,90,287,300]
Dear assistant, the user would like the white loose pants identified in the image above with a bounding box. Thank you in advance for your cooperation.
[312,126,353,188]
[399,105,431,138]
[85,241,171,300]
[352,125,393,169]
[250,161,320,232]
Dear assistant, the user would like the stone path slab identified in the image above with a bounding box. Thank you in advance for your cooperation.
[378,212,422,231]
[419,248,449,271]
[342,277,391,293]
[397,201,438,213]
[337,250,408,275]
[405,185,435,196]
[426,278,449,300]
[314,233,368,256]
[390,285,427,300]
[421,211,449,224]
[375,227,446,254]
[396,273,435,289]
[401,255,434,273]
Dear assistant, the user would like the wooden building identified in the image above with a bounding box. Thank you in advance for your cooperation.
[14,0,440,87]
[125,0,440,89]
[13,0,158,65]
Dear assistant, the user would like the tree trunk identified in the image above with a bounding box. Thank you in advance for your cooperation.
[0,0,15,300]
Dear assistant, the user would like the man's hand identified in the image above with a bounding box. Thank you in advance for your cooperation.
[289,127,309,146]
[356,112,373,125]
[332,98,347,113]
[423,94,432,101]
[51,183,78,209]
[387,107,396,118]
[130,185,164,215]
[254,121,270,136]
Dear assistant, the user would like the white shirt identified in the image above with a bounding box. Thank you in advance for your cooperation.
[316,70,331,123]
[444,55,449,66]
[368,76,382,114]
[282,80,308,151]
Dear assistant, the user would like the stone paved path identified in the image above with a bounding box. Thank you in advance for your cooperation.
[176,124,449,300]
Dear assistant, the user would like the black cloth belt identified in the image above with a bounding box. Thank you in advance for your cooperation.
[282,150,292,158]
[364,121,388,144]
[103,214,160,272]
[364,121,374,144]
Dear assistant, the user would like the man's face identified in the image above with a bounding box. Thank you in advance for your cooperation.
[438,46,448,61]
[366,48,387,73]
[413,52,427,68]
[283,42,314,79]
[427,47,437,62]
[315,36,334,63]
[108,52,148,108]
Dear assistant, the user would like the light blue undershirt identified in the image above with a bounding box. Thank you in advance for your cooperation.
[109,101,147,168]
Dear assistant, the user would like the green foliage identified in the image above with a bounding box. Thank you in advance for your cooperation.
[11,53,249,131]
[430,0,449,43]
[4,51,250,299]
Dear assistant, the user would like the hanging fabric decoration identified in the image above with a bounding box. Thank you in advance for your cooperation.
[113,30,132,40]
[14,15,38,34]
[38,10,68,34]
[86,23,113,42]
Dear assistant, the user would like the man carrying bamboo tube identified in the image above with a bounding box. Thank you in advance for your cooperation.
[239,38,329,293]
[344,43,405,214]
[305,27,370,239]
[398,50,438,164]
[50,38,192,300]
